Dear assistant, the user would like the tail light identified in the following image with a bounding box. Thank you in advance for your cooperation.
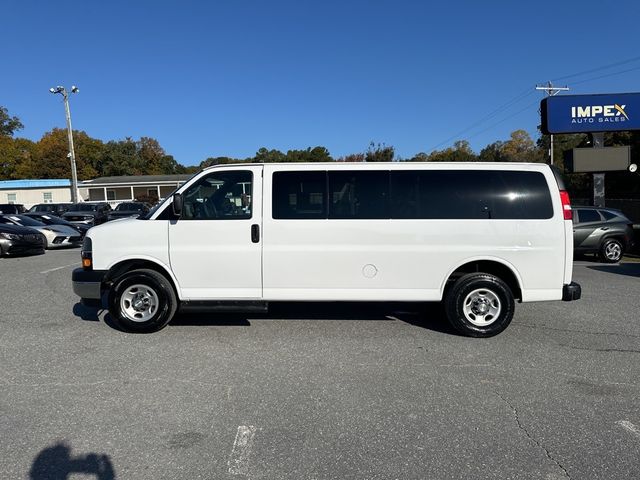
[559,190,572,220]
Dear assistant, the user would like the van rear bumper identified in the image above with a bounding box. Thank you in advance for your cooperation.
[72,268,106,299]
[562,282,581,301]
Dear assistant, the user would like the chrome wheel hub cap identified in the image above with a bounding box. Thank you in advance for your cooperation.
[120,284,159,322]
[605,243,621,260]
[462,288,502,326]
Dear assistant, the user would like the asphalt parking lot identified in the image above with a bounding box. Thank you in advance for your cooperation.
[1,250,639,479]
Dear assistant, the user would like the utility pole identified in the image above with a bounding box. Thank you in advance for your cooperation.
[49,85,80,203]
[536,82,569,165]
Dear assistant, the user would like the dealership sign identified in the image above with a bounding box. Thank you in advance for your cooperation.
[541,93,640,134]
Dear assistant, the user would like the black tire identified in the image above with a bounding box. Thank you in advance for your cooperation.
[444,273,515,338]
[108,269,177,333]
[598,238,623,263]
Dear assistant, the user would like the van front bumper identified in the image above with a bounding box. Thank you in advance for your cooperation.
[562,282,582,301]
[72,268,107,299]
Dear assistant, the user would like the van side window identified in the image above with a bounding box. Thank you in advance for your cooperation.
[482,171,553,219]
[328,171,389,219]
[272,171,326,219]
[273,169,552,220]
[181,171,252,220]
[391,171,553,220]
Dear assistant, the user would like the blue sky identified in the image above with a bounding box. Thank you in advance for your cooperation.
[3,0,640,166]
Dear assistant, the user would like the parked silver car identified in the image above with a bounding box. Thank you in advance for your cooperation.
[0,215,82,249]
[573,207,635,263]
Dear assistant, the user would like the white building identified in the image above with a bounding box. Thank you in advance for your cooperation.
[0,179,78,208]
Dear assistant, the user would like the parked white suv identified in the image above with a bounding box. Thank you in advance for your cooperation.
[72,162,581,337]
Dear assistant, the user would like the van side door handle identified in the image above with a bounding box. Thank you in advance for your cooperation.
[251,224,260,243]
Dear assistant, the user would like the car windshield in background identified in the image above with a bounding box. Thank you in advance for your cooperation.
[5,215,45,227]
[70,204,99,212]
[35,215,76,226]
[116,203,143,211]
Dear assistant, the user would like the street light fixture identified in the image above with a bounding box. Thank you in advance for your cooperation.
[49,85,80,203]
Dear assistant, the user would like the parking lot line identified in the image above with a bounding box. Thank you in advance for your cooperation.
[39,263,79,274]
[228,425,257,476]
[616,420,640,440]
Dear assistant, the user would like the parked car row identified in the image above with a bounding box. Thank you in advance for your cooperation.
[0,214,82,252]
[0,202,151,258]
[36,202,151,225]
[3,202,152,224]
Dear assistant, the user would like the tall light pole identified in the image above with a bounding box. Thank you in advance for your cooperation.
[49,85,80,203]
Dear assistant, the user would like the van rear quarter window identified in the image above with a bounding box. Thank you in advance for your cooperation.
[391,171,553,220]
[272,169,553,220]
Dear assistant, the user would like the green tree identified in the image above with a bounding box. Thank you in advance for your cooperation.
[478,141,505,162]
[420,140,477,162]
[285,146,333,162]
[100,138,142,176]
[253,147,286,163]
[199,156,244,168]
[0,136,36,179]
[500,130,543,163]
[137,137,166,175]
[408,152,429,162]
[337,153,365,162]
[136,137,183,175]
[537,131,590,197]
[365,142,394,162]
[33,129,100,180]
[0,106,23,137]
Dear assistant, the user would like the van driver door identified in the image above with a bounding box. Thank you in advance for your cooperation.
[168,166,263,300]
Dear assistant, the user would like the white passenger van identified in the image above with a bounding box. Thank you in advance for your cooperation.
[72,162,581,337]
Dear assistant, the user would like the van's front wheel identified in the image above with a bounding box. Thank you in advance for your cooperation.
[108,269,177,333]
[445,273,515,337]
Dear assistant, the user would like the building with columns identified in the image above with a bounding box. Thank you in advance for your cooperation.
[0,174,193,209]
[79,174,192,205]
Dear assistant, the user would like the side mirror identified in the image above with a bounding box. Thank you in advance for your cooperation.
[172,193,183,217]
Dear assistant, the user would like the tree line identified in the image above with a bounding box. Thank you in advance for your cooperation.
[1,105,638,197]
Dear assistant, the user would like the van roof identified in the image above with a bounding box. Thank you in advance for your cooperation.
[202,161,550,170]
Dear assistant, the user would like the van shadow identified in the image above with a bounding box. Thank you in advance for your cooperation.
[72,303,127,332]
[587,262,640,278]
[29,441,115,480]
[173,301,457,334]
[73,301,458,335]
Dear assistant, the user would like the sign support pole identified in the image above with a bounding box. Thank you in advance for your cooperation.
[591,132,605,207]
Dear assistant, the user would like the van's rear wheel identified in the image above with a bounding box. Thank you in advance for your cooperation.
[108,269,177,333]
[445,273,515,337]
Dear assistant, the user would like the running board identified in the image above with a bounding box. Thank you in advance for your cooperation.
[179,300,269,313]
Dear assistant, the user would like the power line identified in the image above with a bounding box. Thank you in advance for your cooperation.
[465,98,540,141]
[551,55,640,82]
[570,64,640,86]
[427,88,534,152]
[427,56,640,154]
